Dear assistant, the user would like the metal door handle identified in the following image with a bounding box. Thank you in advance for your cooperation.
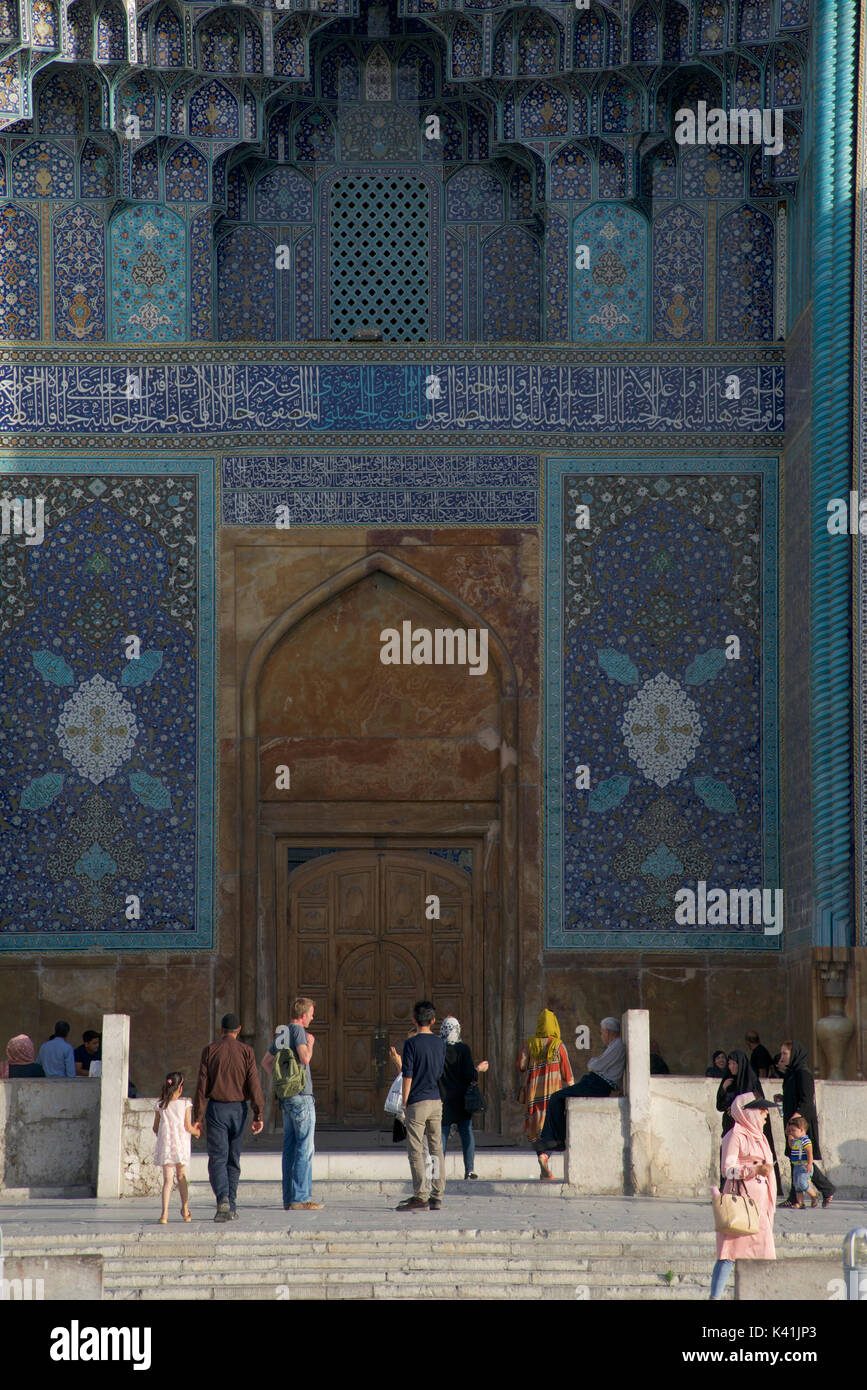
[374,1029,387,1087]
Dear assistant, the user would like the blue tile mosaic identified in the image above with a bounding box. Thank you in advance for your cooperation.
[544,455,779,950]
[0,455,215,949]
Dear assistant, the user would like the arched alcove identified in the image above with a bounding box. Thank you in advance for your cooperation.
[238,551,520,1128]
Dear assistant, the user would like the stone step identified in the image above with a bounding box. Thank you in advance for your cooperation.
[105,1283,720,1302]
[7,1233,842,1260]
[96,1256,716,1273]
[106,1266,692,1286]
[185,1152,565,1182]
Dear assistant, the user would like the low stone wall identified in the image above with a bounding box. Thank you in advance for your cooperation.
[648,1077,719,1197]
[814,1082,867,1195]
[0,1254,103,1300]
[566,1097,627,1193]
[122,1098,163,1197]
[0,1079,100,1193]
[737,1258,842,1301]
[647,1077,867,1198]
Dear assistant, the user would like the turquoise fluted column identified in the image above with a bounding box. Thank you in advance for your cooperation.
[810,0,856,947]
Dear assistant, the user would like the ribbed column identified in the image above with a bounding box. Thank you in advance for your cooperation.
[810,0,856,947]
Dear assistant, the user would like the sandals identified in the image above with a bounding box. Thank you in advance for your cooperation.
[780,1200,798,1208]
[181,1206,192,1222]
[823,1194,834,1208]
[538,1155,555,1181]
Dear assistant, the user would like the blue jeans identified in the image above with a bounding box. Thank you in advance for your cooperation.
[281,1095,315,1205]
[442,1118,475,1176]
[710,1259,734,1299]
[205,1100,248,1209]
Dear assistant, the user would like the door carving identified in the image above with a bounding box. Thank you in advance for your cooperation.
[284,850,475,1127]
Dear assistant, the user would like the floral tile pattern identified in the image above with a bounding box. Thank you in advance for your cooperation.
[110,204,186,342]
[573,202,647,342]
[545,457,779,949]
[53,203,106,341]
[0,462,215,947]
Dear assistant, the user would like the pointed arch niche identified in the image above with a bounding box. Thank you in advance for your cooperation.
[236,549,523,1128]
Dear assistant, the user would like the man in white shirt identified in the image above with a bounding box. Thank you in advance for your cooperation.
[37,1021,76,1078]
[534,1017,626,1176]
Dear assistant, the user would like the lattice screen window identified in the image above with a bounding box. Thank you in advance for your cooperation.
[329,175,430,341]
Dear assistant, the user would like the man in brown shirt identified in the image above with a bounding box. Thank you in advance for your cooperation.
[193,1013,265,1222]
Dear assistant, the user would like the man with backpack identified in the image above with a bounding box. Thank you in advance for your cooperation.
[266,997,323,1211]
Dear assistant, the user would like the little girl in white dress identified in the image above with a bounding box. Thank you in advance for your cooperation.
[153,1071,201,1224]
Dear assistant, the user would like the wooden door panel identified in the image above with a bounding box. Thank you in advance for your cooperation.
[287,849,475,1128]
[336,868,377,935]
[298,941,327,987]
[297,902,328,933]
[383,864,426,936]
[431,939,462,990]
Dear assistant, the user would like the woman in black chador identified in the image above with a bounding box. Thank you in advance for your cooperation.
[777,1040,836,1208]
[716,1049,781,1192]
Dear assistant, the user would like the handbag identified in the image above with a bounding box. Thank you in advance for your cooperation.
[712,1179,760,1236]
[465,1081,485,1115]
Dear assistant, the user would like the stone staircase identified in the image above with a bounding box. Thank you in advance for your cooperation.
[5,1227,843,1301]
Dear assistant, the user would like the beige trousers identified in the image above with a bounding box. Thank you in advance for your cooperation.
[405,1099,445,1199]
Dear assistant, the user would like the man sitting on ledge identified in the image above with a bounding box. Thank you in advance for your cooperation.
[534,1016,626,1180]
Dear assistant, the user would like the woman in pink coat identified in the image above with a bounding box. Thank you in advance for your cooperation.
[710,1094,777,1300]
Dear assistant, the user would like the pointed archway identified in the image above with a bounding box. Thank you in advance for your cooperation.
[238,550,520,1131]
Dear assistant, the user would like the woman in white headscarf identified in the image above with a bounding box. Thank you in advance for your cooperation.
[709,1093,777,1300]
[439,1017,488,1180]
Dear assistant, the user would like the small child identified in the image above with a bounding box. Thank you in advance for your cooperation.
[786,1115,819,1208]
[153,1071,201,1224]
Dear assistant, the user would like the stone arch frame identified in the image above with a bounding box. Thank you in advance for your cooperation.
[238,551,521,1114]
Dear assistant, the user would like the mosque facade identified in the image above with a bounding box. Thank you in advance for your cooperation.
[0,0,864,1124]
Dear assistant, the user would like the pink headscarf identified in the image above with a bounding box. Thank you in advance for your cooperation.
[0,1034,36,1079]
[730,1092,773,1165]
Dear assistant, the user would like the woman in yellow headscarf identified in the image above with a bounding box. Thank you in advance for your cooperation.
[516,1009,574,1142]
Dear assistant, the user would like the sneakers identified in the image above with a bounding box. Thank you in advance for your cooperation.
[465,1172,478,1180]
[214,1199,231,1223]
[289,1202,324,1211]
[396,1196,429,1211]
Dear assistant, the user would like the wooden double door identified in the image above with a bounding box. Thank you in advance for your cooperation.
[283,849,476,1128]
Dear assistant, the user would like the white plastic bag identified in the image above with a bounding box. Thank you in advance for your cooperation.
[384,1072,404,1117]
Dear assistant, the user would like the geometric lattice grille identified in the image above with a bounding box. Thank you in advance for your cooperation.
[330,176,429,341]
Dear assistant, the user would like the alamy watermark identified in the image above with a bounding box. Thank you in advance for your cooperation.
[674,101,784,157]
[379,622,489,676]
[0,495,47,546]
[674,881,782,935]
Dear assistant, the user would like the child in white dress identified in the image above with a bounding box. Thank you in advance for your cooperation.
[153,1071,201,1224]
